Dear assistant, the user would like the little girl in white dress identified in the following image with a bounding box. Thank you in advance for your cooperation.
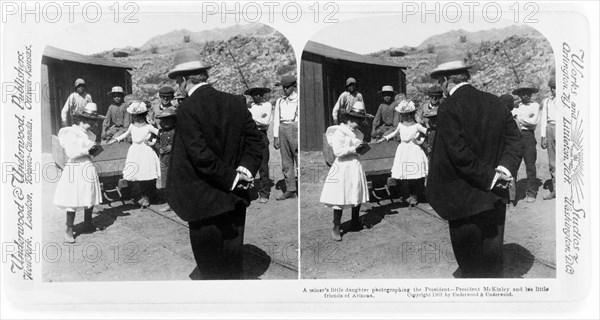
[109,101,160,208]
[320,101,372,241]
[53,103,105,243]
[378,100,428,206]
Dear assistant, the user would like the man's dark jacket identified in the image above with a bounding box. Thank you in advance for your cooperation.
[426,84,523,221]
[167,85,264,222]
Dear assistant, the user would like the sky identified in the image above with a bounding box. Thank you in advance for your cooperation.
[311,15,520,54]
[46,15,245,54]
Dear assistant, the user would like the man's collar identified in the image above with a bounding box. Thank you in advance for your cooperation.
[449,82,469,96]
[188,82,209,96]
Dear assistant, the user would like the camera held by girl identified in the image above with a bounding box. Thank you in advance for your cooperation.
[377,100,429,207]
[53,103,106,243]
[108,101,161,208]
[320,101,373,241]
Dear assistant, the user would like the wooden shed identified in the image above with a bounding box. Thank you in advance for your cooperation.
[300,41,407,151]
[41,46,133,153]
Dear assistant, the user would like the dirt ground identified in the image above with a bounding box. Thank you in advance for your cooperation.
[42,127,298,281]
[300,125,556,279]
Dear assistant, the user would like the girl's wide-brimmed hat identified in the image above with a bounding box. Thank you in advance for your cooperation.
[168,49,212,79]
[430,49,472,78]
[512,82,539,95]
[377,85,397,96]
[343,101,374,119]
[127,101,149,114]
[395,100,416,114]
[75,102,105,120]
[244,87,271,96]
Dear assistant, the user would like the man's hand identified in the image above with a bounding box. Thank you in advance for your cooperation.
[273,137,280,150]
[541,137,547,149]
[236,173,254,190]
[494,169,513,189]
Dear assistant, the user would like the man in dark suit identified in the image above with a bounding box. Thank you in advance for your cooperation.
[166,49,265,280]
[426,49,523,278]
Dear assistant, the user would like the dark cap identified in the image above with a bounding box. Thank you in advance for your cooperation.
[158,86,175,96]
[276,75,297,87]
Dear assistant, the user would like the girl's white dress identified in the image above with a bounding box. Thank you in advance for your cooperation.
[116,124,161,181]
[320,124,369,209]
[385,122,429,179]
[53,125,102,211]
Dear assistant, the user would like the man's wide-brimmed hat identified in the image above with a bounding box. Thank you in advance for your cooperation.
[155,108,177,118]
[395,100,416,114]
[127,101,149,114]
[75,102,105,120]
[159,86,175,97]
[107,86,125,96]
[343,101,374,119]
[427,85,443,95]
[377,85,397,96]
[74,78,86,87]
[244,87,271,96]
[512,82,539,95]
[168,49,212,79]
[345,77,358,87]
[430,49,472,78]
[276,75,297,87]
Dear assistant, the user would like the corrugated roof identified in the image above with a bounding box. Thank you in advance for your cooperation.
[43,46,133,69]
[303,41,407,69]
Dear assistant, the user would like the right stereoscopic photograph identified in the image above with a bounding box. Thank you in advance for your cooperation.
[299,17,557,279]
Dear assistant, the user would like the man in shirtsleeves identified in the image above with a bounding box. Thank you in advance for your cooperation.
[245,86,274,204]
[331,77,363,125]
[511,82,542,203]
[61,78,93,127]
[540,77,557,200]
[273,75,299,201]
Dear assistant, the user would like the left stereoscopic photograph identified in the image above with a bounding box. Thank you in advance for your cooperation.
[40,19,298,281]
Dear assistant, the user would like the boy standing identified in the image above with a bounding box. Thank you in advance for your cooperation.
[511,82,541,203]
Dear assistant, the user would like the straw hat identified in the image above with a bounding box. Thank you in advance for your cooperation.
[377,85,397,96]
[168,49,212,79]
[395,100,416,114]
[74,102,105,120]
[276,75,297,87]
[343,101,373,119]
[107,86,125,96]
[512,82,539,95]
[430,49,472,78]
[126,101,149,114]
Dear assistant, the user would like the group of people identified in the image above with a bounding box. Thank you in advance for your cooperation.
[52,48,299,280]
[320,48,556,278]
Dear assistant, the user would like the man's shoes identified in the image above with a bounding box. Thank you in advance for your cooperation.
[526,196,536,203]
[543,191,556,200]
[258,197,269,204]
[276,191,297,201]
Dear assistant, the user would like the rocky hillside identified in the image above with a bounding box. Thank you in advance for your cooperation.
[370,25,555,105]
[94,24,296,104]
